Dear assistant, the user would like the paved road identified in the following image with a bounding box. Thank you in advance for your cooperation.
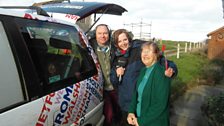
[170,84,224,126]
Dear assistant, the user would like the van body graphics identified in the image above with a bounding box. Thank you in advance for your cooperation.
[33,26,104,125]
[0,8,103,126]
[35,73,103,125]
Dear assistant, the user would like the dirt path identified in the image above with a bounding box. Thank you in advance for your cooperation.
[170,84,224,126]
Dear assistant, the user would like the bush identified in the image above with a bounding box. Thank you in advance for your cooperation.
[170,77,186,101]
[201,93,224,126]
[200,59,224,85]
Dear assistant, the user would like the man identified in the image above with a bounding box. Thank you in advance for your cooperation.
[89,24,121,126]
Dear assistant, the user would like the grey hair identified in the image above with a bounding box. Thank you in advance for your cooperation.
[141,41,160,59]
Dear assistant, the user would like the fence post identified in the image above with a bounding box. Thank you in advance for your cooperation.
[177,43,180,59]
[189,42,192,51]
[185,43,187,53]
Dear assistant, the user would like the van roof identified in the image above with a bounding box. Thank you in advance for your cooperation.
[0,8,46,20]
[0,8,77,27]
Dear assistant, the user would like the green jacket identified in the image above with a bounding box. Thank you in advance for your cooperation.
[129,62,171,126]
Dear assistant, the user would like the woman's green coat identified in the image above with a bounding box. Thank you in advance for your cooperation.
[129,62,171,126]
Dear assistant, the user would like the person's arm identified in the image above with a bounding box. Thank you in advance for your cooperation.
[128,68,145,114]
[160,55,178,78]
[110,66,119,86]
[167,60,178,78]
[128,87,138,113]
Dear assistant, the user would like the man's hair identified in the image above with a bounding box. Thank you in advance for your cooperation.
[94,24,111,41]
[95,24,110,34]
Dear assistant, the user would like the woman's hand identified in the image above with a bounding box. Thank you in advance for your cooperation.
[165,67,174,77]
[127,113,139,126]
[116,67,125,77]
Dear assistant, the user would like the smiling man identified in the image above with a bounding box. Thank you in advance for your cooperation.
[89,24,121,126]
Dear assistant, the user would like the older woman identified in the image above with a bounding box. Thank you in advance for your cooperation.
[127,42,171,126]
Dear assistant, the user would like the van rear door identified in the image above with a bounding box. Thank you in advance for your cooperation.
[40,1,127,21]
[39,1,127,32]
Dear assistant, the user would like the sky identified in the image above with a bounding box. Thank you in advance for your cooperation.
[0,0,223,42]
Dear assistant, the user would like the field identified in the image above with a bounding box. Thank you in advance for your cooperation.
[157,40,190,50]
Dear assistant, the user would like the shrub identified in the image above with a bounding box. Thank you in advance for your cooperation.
[170,77,186,101]
[201,93,224,126]
[200,59,224,85]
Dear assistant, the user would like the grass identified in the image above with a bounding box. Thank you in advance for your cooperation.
[167,50,209,99]
[169,52,208,83]
[157,40,191,51]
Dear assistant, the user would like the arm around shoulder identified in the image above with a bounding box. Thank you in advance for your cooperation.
[168,60,178,78]
[160,56,178,78]
[110,66,119,87]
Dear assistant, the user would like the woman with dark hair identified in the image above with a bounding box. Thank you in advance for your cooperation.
[110,29,177,125]
[127,42,171,126]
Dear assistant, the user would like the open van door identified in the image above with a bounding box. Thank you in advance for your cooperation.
[39,1,127,32]
[40,1,127,20]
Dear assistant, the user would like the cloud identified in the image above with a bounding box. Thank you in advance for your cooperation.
[0,0,46,6]
[0,0,32,5]
[111,0,224,41]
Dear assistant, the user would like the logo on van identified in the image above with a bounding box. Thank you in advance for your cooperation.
[36,76,103,126]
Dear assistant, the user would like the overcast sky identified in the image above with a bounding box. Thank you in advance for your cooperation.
[0,0,223,42]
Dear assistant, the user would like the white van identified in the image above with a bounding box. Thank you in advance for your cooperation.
[0,2,126,126]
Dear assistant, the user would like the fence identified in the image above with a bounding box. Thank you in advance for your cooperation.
[164,42,205,59]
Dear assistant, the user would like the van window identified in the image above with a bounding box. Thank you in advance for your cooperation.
[15,18,97,93]
[0,21,25,110]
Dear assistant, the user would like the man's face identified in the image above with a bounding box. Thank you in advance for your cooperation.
[95,25,109,45]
